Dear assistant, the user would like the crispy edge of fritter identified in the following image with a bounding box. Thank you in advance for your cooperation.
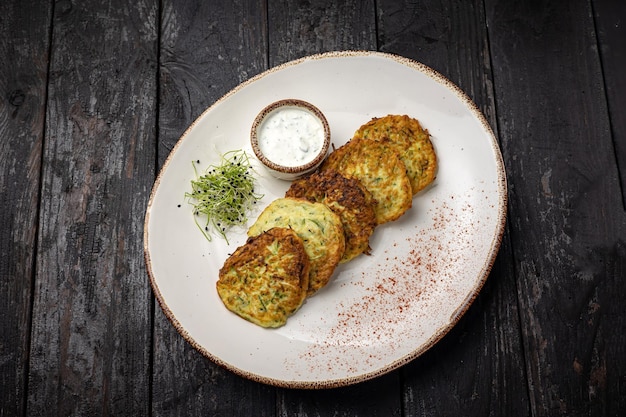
[320,138,413,224]
[285,169,377,262]
[353,114,437,194]
[216,227,310,328]
[247,197,345,296]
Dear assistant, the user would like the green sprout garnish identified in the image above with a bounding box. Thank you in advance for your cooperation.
[186,150,263,243]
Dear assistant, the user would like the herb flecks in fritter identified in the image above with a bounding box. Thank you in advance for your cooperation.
[320,138,413,224]
[248,197,345,296]
[353,114,437,194]
[217,227,310,328]
[286,169,376,262]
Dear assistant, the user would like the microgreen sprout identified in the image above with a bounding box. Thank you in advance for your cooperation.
[186,150,263,243]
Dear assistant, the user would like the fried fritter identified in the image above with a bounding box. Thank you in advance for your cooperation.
[248,197,345,295]
[353,114,437,194]
[216,227,310,328]
[286,169,377,262]
[320,138,412,224]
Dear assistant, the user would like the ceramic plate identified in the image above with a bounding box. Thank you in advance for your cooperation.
[144,51,507,388]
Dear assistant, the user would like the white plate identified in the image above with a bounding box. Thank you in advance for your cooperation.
[144,51,507,388]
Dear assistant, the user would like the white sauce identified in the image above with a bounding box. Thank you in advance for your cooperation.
[257,107,325,167]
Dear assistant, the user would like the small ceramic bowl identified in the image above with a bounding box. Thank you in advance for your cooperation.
[251,99,331,180]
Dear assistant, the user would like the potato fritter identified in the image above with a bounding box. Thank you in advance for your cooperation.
[353,114,437,194]
[320,138,412,224]
[286,169,377,262]
[216,227,310,328]
[248,197,345,295]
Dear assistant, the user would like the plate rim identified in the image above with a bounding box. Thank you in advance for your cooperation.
[143,50,508,389]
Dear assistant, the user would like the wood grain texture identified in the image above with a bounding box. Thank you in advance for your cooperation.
[152,1,273,415]
[267,0,377,66]
[377,0,495,120]
[486,0,626,414]
[277,373,402,417]
[593,0,626,210]
[0,1,51,416]
[26,0,158,415]
[158,0,268,160]
[376,0,529,415]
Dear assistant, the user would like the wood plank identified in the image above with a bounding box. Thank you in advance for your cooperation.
[152,1,275,415]
[26,0,158,415]
[589,4,626,413]
[485,0,626,414]
[267,0,378,66]
[593,0,626,209]
[277,373,401,417]
[376,0,529,414]
[157,0,268,157]
[0,1,51,415]
[264,1,405,415]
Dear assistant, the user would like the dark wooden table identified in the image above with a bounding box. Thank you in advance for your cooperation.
[2,0,625,415]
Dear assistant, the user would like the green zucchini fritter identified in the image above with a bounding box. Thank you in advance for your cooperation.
[286,169,376,262]
[353,114,437,194]
[248,197,345,295]
[217,227,310,328]
[320,138,412,224]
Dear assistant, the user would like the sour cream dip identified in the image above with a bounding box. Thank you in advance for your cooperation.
[251,99,331,180]
[257,107,324,167]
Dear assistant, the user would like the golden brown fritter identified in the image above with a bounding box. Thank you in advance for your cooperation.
[248,197,345,296]
[286,169,377,262]
[353,114,437,194]
[217,227,310,328]
[320,138,413,224]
